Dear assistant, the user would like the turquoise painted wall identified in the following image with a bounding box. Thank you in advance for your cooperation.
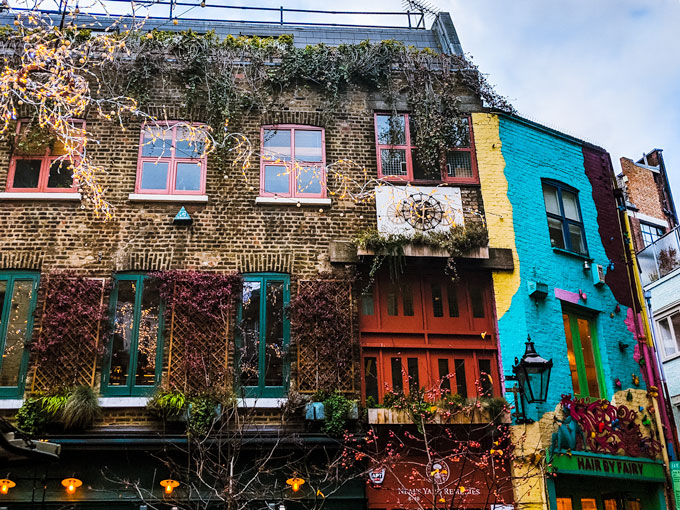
[496,117,642,419]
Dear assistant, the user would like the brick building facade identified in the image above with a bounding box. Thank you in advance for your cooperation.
[0,7,673,510]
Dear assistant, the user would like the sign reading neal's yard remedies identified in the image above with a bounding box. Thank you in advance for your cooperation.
[551,451,665,482]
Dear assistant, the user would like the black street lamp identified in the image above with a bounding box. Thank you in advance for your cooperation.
[513,336,553,404]
[508,336,553,424]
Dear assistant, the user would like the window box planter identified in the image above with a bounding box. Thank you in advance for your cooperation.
[367,406,510,425]
[357,244,489,259]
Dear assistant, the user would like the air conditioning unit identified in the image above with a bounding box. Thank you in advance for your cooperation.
[592,264,606,286]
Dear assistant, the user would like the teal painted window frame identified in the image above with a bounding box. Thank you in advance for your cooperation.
[102,274,164,397]
[0,271,39,399]
[237,273,290,398]
[542,179,589,256]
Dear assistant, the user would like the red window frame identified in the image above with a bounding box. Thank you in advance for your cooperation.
[6,119,83,193]
[374,113,478,184]
[259,125,327,199]
[361,350,499,403]
[136,122,208,195]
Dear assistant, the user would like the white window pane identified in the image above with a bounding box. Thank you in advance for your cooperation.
[658,318,677,357]
[568,223,586,254]
[263,129,291,161]
[543,184,560,215]
[548,217,566,249]
[451,117,470,147]
[264,165,290,195]
[446,151,472,178]
[175,163,202,191]
[175,127,206,159]
[296,166,322,194]
[380,149,407,176]
[562,190,581,221]
[141,126,171,158]
[376,114,406,145]
[671,313,680,353]
[140,161,169,190]
[294,130,322,162]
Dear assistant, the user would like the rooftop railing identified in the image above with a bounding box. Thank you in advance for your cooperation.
[5,1,428,29]
[638,226,680,286]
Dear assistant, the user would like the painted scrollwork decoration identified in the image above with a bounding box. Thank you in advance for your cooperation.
[559,395,662,459]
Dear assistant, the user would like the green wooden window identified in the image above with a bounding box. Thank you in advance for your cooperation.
[238,274,290,398]
[562,312,605,399]
[0,272,39,398]
[103,274,164,396]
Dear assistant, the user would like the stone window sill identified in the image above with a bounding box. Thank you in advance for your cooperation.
[0,192,82,201]
[0,399,23,409]
[552,247,592,261]
[255,196,331,207]
[98,397,149,408]
[128,193,208,203]
[238,397,287,408]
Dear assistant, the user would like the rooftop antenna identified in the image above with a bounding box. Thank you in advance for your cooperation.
[402,0,439,28]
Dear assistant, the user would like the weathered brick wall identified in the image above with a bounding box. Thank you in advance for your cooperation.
[0,79,487,426]
[620,158,665,220]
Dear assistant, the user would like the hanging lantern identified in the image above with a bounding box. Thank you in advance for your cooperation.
[62,478,82,495]
[0,479,16,495]
[160,479,180,495]
[512,336,553,403]
[286,476,305,493]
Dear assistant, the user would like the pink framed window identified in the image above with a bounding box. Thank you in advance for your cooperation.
[374,113,478,184]
[136,123,208,195]
[6,120,82,193]
[260,125,326,198]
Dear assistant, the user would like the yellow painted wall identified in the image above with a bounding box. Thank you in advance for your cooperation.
[471,113,520,320]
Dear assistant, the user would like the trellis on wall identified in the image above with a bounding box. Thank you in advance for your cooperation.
[155,271,241,394]
[31,274,107,392]
[291,279,355,393]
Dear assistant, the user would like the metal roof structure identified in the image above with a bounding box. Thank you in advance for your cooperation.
[0,4,464,54]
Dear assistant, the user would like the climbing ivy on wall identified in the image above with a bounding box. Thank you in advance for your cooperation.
[107,31,514,165]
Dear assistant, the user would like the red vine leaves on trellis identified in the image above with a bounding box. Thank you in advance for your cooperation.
[151,271,242,393]
[288,276,355,393]
[32,272,109,388]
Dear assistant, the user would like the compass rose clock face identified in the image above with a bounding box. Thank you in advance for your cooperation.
[398,192,444,231]
[374,185,463,235]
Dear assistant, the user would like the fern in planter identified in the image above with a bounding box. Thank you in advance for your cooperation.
[61,386,102,430]
[16,397,51,435]
[16,387,73,435]
[322,392,357,436]
[147,389,187,420]
[187,394,221,436]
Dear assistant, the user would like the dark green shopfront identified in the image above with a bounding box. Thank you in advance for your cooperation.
[548,451,667,510]
[1,438,365,509]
